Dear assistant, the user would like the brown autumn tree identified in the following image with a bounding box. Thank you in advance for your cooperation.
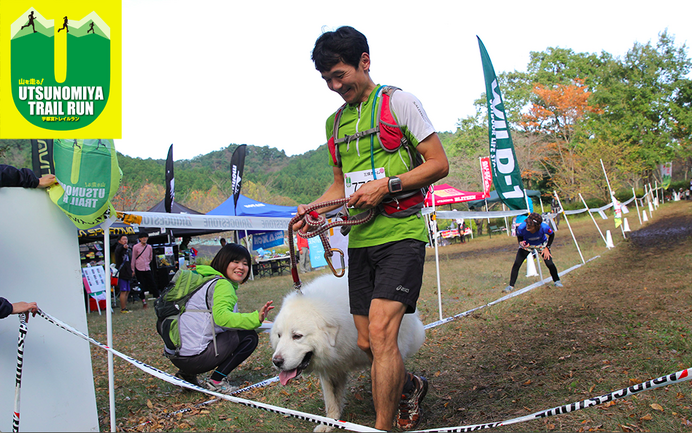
[519,79,602,199]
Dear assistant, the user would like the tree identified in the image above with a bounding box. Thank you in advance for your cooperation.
[519,79,602,197]
[590,30,692,175]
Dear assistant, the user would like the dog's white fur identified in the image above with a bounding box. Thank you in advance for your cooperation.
[270,272,426,432]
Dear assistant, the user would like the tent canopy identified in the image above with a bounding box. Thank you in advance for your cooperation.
[467,189,541,210]
[425,183,486,207]
[208,194,297,218]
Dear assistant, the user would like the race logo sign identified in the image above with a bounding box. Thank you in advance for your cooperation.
[0,1,121,138]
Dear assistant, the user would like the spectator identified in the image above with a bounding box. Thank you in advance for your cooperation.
[114,235,133,313]
[297,234,312,273]
[164,243,273,393]
[131,232,157,307]
[220,238,227,247]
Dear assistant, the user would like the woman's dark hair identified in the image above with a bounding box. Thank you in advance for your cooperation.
[312,26,369,72]
[527,212,543,226]
[210,243,252,283]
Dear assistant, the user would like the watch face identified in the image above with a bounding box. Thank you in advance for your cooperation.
[390,177,402,193]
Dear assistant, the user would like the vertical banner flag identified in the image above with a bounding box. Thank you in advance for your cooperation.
[478,37,526,211]
[165,144,174,213]
[46,139,122,228]
[480,156,492,198]
[230,144,247,216]
[661,162,672,190]
[0,1,122,139]
[31,138,54,176]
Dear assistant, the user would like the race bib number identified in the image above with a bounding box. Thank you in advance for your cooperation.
[344,167,385,197]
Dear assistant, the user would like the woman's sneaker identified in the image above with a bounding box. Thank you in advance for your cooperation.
[202,377,240,395]
[175,370,200,387]
[554,280,564,287]
[395,374,428,429]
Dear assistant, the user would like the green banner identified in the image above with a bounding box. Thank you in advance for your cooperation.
[478,37,527,211]
[47,139,121,229]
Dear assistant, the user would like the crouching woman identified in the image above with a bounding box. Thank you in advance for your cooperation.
[167,243,273,394]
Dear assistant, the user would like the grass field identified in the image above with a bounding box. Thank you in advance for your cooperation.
[87,200,692,432]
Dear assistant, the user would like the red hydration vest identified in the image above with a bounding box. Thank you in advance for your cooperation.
[327,85,427,218]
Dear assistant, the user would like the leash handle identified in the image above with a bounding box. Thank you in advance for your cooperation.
[288,198,376,290]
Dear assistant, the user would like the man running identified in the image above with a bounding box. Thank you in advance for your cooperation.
[295,26,449,430]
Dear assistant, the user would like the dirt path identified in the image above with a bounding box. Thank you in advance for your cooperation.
[415,202,692,432]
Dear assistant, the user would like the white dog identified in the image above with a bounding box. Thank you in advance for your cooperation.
[270,272,426,432]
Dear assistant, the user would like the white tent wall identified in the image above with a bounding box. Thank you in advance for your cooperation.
[0,189,99,432]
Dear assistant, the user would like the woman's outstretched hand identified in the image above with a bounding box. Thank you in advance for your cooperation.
[259,300,274,322]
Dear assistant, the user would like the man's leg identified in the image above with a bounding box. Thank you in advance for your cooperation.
[368,298,407,430]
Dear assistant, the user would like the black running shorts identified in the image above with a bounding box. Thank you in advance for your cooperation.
[348,239,426,316]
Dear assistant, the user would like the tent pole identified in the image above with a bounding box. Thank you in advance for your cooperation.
[554,191,585,264]
[502,203,509,236]
[431,186,443,321]
[600,159,626,239]
[632,188,642,225]
[579,193,608,247]
[245,229,254,281]
[101,219,116,432]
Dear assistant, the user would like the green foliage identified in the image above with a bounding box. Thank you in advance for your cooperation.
[0,139,32,169]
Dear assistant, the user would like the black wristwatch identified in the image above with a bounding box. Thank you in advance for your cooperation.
[388,176,403,194]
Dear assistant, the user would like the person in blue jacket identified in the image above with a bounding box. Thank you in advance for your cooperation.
[504,212,562,292]
[167,243,274,394]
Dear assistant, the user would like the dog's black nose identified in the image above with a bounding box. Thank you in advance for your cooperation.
[272,355,284,369]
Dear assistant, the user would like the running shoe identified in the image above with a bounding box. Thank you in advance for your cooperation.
[554,280,564,287]
[175,370,200,387]
[395,374,428,430]
[503,285,514,293]
[202,377,240,394]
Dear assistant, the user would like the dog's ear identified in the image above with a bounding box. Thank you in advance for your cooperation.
[324,321,340,347]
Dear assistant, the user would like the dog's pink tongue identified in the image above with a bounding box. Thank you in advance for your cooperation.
[279,369,298,385]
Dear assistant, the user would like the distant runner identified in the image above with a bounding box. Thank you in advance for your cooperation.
[504,212,562,292]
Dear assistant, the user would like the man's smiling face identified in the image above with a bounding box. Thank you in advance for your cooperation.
[320,54,372,105]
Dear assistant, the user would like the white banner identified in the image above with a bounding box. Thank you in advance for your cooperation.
[130,211,291,231]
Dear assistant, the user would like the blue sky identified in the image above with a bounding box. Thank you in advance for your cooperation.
[116,0,692,160]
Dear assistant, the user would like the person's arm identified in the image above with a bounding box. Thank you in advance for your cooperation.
[0,298,38,320]
[0,165,40,188]
[0,297,12,319]
[346,133,449,210]
[211,280,264,329]
[131,244,139,273]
